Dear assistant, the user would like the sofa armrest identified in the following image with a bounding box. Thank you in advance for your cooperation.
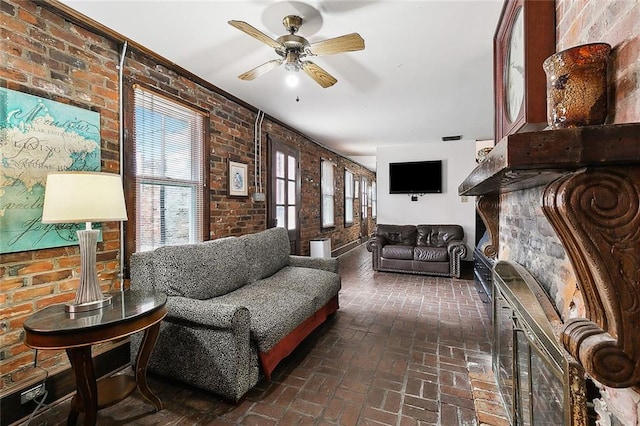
[447,240,467,258]
[366,236,387,271]
[366,236,387,251]
[167,297,250,330]
[447,241,467,278]
[289,255,339,273]
[130,251,156,292]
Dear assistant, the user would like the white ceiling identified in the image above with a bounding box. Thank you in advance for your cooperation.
[60,0,504,171]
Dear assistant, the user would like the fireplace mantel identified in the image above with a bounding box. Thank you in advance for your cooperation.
[459,123,640,390]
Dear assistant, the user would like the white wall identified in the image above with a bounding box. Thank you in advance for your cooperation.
[376,140,478,259]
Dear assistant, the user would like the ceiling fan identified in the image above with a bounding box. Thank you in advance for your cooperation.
[228,15,365,88]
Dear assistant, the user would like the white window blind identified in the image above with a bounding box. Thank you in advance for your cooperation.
[133,87,205,251]
[344,169,354,225]
[321,159,335,228]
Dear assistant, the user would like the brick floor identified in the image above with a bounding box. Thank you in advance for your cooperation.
[26,245,508,425]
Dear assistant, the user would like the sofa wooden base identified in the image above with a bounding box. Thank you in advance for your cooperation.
[259,295,339,380]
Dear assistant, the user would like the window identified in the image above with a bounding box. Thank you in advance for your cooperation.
[132,86,206,252]
[361,177,368,219]
[321,159,335,228]
[371,181,377,218]
[344,169,354,225]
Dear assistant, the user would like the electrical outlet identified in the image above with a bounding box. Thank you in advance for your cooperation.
[20,383,45,404]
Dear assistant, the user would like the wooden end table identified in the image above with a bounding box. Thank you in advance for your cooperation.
[23,290,167,426]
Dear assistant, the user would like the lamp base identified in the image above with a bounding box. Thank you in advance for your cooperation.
[65,294,113,313]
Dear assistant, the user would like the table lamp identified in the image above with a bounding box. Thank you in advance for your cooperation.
[41,172,128,313]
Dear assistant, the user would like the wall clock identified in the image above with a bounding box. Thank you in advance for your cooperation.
[494,0,555,142]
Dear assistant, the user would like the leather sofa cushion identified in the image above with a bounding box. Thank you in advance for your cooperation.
[416,225,464,247]
[382,245,414,260]
[414,246,448,262]
[375,224,417,246]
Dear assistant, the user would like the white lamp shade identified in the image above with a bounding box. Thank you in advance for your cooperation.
[42,172,128,223]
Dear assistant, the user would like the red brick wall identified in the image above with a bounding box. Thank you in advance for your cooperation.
[556,0,640,123]
[1,0,123,389]
[0,0,375,398]
[265,121,376,253]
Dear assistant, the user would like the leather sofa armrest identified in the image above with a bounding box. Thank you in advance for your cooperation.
[167,297,250,331]
[366,236,387,271]
[447,240,467,257]
[289,255,339,273]
[366,236,387,251]
[447,241,467,278]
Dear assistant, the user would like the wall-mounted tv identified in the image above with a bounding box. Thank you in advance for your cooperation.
[389,160,443,194]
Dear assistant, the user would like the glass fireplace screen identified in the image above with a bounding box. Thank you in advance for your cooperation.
[492,261,587,425]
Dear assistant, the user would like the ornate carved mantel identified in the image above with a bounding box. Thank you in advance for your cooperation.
[459,123,640,389]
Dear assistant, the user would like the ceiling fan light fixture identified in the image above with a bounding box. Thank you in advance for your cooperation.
[284,51,301,72]
[286,73,299,88]
[229,14,364,88]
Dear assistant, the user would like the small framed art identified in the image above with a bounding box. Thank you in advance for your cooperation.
[228,160,248,197]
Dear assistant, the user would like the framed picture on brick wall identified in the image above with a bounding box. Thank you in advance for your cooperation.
[228,160,248,197]
[0,87,101,254]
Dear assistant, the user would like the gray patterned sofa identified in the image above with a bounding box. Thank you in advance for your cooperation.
[129,227,340,401]
[366,224,467,278]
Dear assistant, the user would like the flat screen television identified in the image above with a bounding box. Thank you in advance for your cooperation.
[389,160,442,194]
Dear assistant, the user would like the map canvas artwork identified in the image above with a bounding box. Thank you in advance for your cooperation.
[0,88,101,254]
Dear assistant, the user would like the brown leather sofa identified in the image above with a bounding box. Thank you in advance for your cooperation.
[366,224,467,278]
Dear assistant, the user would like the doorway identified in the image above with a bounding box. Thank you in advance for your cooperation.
[268,136,301,254]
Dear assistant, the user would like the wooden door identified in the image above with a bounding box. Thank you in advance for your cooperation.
[268,136,301,254]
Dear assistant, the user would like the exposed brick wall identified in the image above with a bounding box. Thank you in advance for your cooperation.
[556,0,640,123]
[501,1,640,423]
[1,0,123,391]
[0,0,375,401]
[499,188,583,320]
[265,121,375,254]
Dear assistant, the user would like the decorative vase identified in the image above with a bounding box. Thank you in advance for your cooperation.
[543,43,611,129]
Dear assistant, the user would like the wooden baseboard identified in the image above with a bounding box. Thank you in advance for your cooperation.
[1,342,130,426]
[259,296,339,380]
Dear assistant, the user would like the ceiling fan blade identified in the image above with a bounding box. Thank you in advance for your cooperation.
[228,20,281,49]
[301,61,337,88]
[238,59,283,81]
[308,33,365,56]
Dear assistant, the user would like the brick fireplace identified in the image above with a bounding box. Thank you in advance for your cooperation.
[460,123,640,425]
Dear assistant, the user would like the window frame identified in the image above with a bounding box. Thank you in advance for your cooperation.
[320,159,335,229]
[361,176,368,219]
[344,169,354,226]
[123,82,210,272]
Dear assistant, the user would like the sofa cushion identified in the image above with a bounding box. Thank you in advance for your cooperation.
[215,282,316,352]
[241,227,291,282]
[151,236,248,299]
[382,245,414,260]
[414,246,449,262]
[416,225,464,247]
[260,266,341,311]
[376,224,417,246]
